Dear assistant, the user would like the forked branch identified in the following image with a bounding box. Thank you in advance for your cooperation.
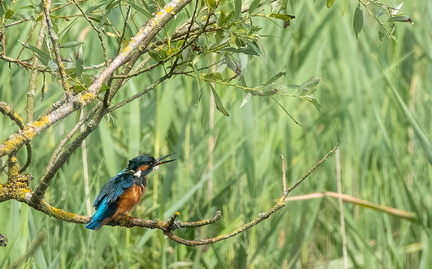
[0,145,338,247]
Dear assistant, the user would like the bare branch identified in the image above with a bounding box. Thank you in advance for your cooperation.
[1,146,377,249]
[108,74,170,112]
[0,54,33,69]
[31,115,102,203]
[173,211,223,229]
[286,145,339,195]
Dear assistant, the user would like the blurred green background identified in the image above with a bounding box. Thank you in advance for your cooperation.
[1,0,431,268]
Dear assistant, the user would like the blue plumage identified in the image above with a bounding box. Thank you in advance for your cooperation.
[93,170,135,207]
[86,154,175,231]
[85,170,135,230]
[85,200,117,230]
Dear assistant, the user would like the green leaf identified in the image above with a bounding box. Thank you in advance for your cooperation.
[218,11,234,26]
[210,86,230,116]
[5,9,14,19]
[249,0,261,14]
[148,50,167,62]
[262,71,286,87]
[299,77,321,91]
[248,88,278,96]
[192,64,203,105]
[301,96,322,112]
[378,30,384,41]
[234,0,241,19]
[126,1,152,17]
[353,4,363,39]
[224,41,262,56]
[388,16,414,24]
[82,74,93,86]
[19,41,51,66]
[246,40,263,57]
[225,57,239,74]
[206,0,218,11]
[97,0,116,29]
[59,41,84,49]
[203,72,224,81]
[72,85,86,93]
[326,0,336,8]
[240,92,251,108]
[269,14,295,21]
[85,2,107,14]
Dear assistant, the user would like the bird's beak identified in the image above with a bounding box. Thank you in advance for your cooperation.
[155,153,176,166]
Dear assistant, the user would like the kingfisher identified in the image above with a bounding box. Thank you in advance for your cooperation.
[85,153,175,230]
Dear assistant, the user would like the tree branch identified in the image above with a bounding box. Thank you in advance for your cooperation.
[160,146,339,246]
[0,102,32,173]
[0,0,192,159]
[87,0,193,97]
[2,146,337,247]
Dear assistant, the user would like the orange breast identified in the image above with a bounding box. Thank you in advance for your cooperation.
[114,184,145,217]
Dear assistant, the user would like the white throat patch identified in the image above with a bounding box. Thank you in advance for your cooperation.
[134,170,142,177]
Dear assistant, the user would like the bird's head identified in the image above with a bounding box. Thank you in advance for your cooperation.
[127,153,175,177]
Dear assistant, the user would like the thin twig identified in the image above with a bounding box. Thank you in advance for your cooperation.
[3,147,341,248]
[160,146,339,247]
[108,74,170,112]
[42,0,71,93]
[286,145,339,195]
[72,0,109,66]
[115,5,132,58]
[0,101,25,129]
[172,211,222,228]
[31,114,102,203]
[0,0,193,159]
[47,103,101,167]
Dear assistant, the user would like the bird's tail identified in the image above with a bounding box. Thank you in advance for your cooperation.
[85,219,103,230]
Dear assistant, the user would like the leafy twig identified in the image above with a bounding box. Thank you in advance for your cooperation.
[0,0,193,159]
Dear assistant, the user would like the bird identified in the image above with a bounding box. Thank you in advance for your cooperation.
[85,153,175,230]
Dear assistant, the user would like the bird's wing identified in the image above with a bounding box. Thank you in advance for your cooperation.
[93,169,135,209]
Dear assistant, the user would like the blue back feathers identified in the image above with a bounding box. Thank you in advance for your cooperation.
[86,155,158,230]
